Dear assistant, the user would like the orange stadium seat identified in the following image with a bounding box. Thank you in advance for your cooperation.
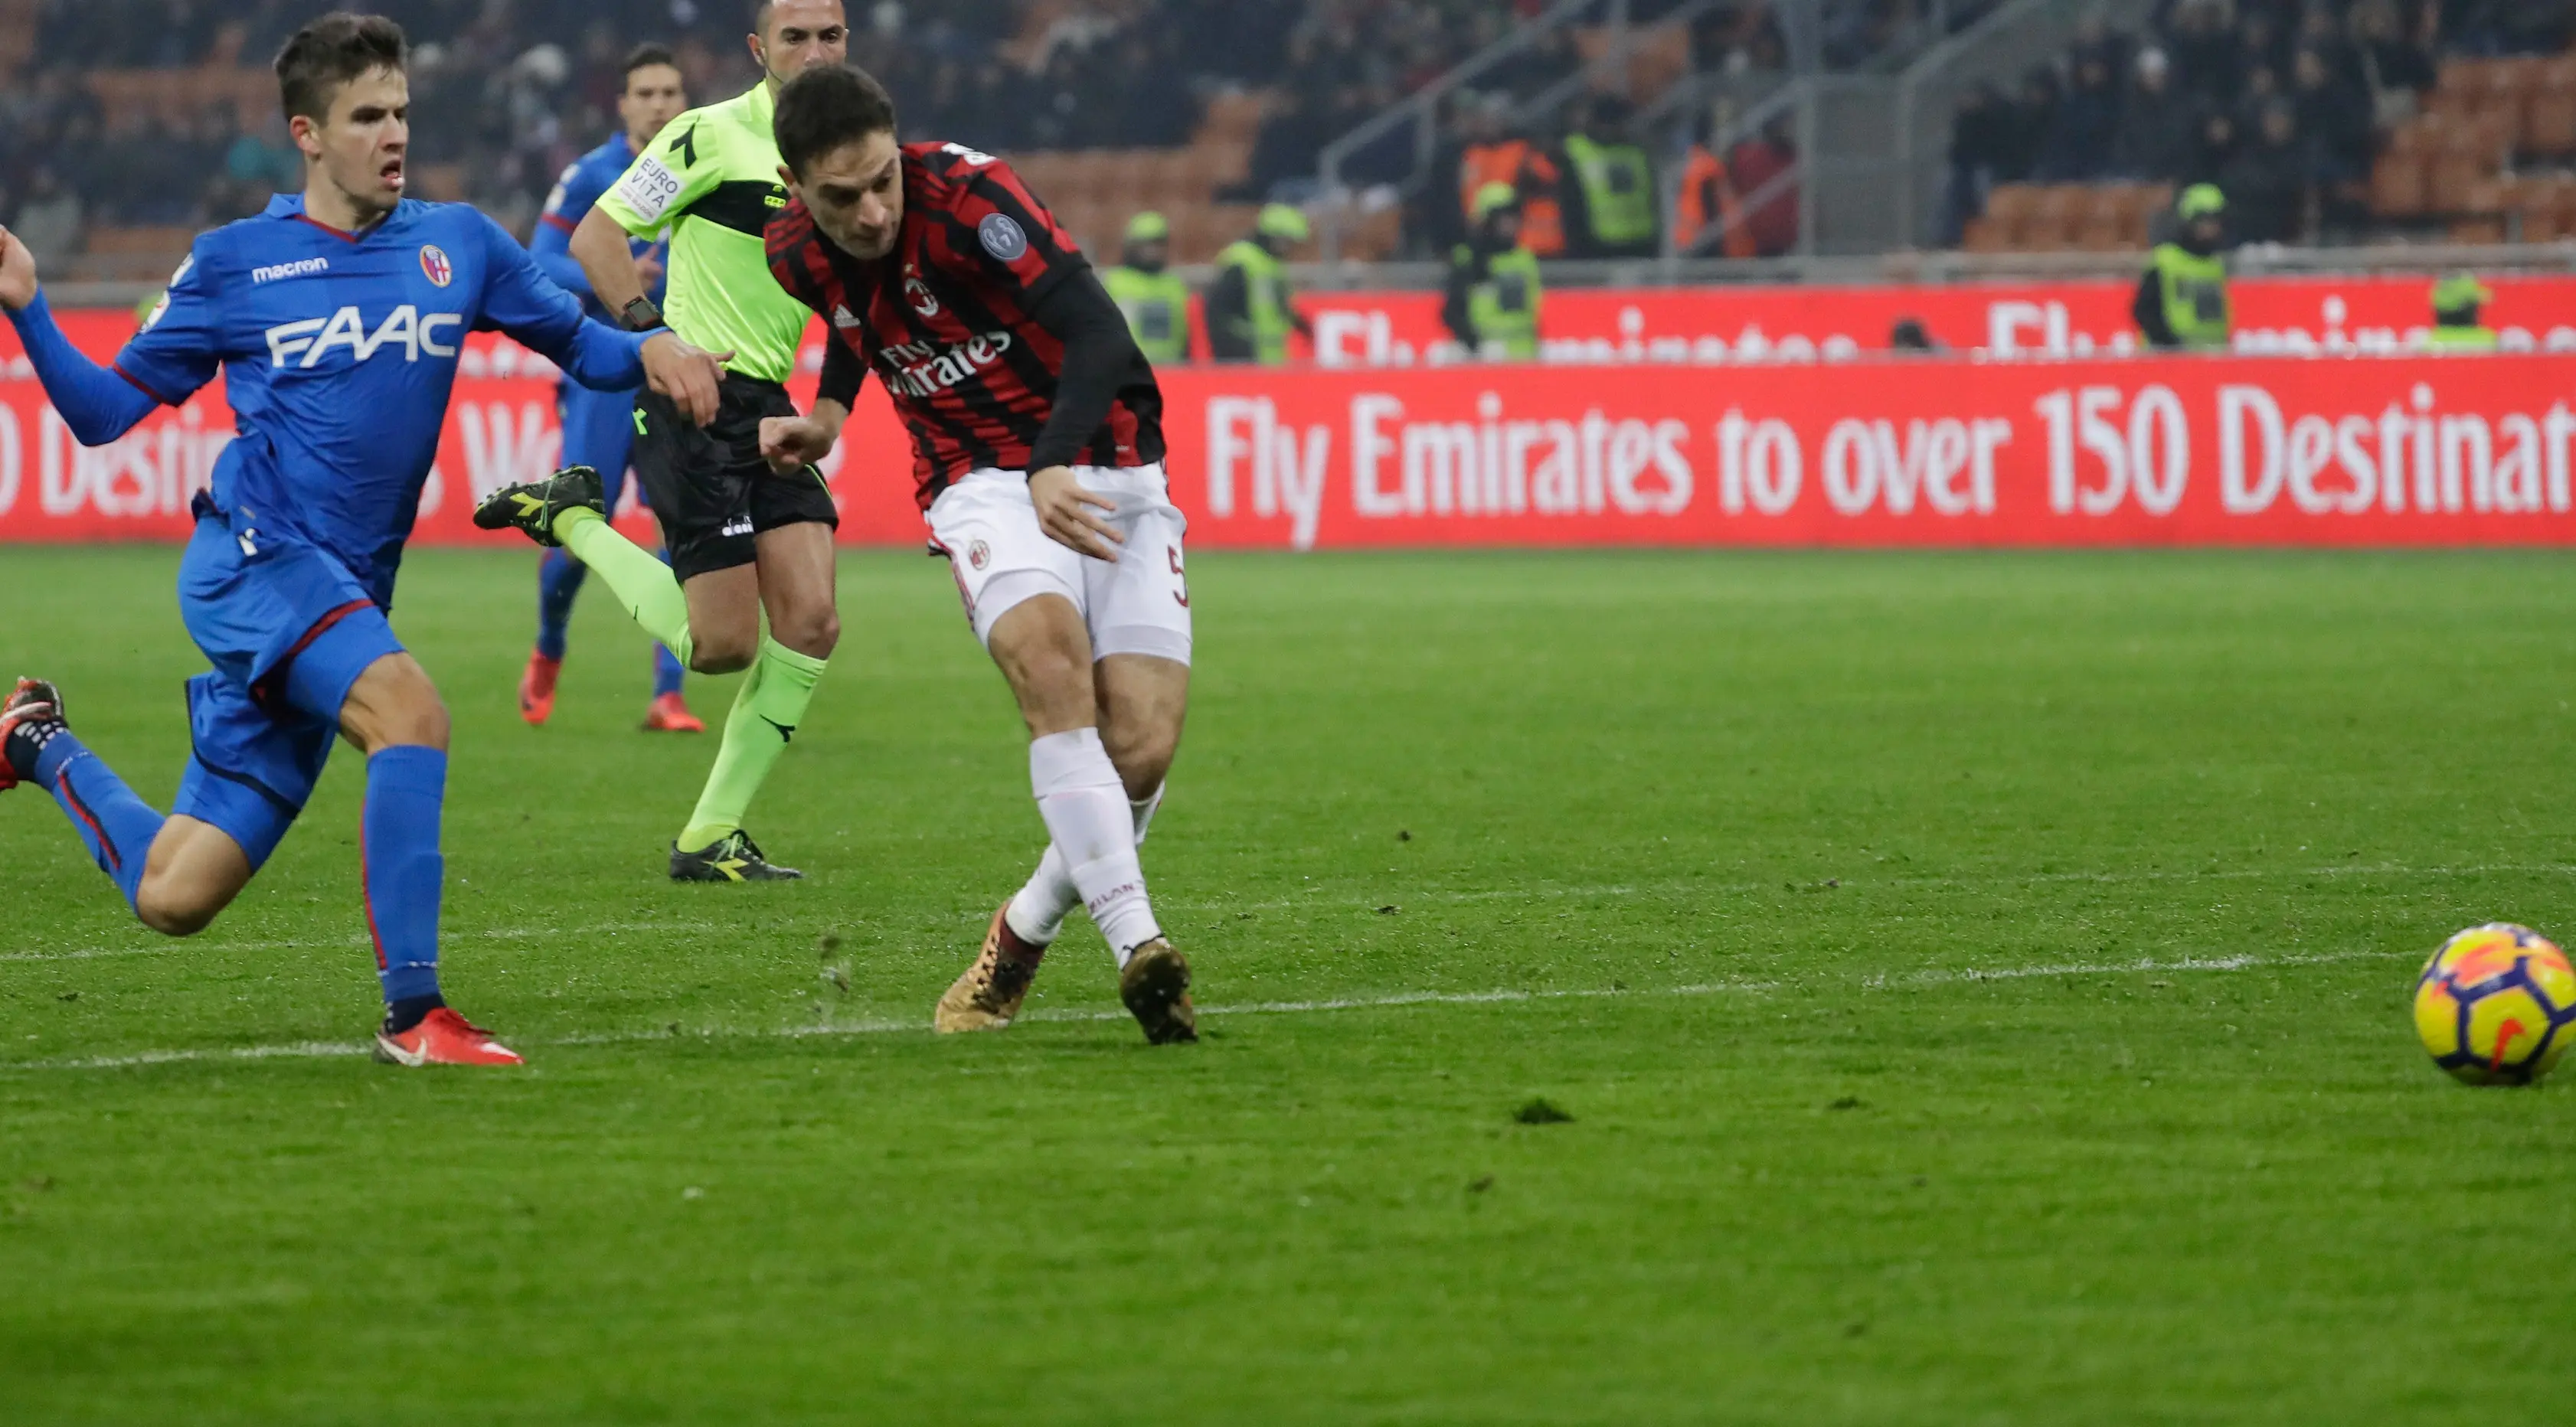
[2422,86,2483,129]
[1096,149,1155,204]
[2527,87,2576,155]
[2019,184,2087,250]
[1345,205,1404,262]
[2386,115,2442,157]
[1182,142,1250,191]
[1198,92,1268,146]
[2072,215,2130,252]
[2512,178,2569,240]
[2551,173,2576,233]
[2427,154,2487,215]
[1007,151,1066,199]
[1135,154,1201,204]
[1572,24,1695,103]
[1982,184,2042,225]
[83,226,195,260]
[2485,56,2545,113]
[1960,215,2016,253]
[2371,152,2429,217]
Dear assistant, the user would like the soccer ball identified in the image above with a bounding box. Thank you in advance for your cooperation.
[2413,923,2576,1086]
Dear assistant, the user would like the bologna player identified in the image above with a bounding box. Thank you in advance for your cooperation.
[770,66,1198,1042]
[0,14,726,1066]
[519,43,702,733]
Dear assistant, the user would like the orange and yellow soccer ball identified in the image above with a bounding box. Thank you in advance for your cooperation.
[2414,923,2576,1086]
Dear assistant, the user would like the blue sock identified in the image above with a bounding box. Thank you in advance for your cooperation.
[38,734,165,912]
[536,548,585,661]
[651,547,684,697]
[362,746,446,1005]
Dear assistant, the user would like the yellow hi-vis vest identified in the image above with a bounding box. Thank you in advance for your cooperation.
[2149,243,2231,351]
[1215,239,1292,365]
[1454,243,1543,359]
[1103,264,1192,364]
[2427,322,2499,351]
[1563,133,1658,247]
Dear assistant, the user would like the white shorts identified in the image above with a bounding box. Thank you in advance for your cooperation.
[926,463,1193,665]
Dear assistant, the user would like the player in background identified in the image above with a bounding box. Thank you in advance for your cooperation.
[519,44,703,733]
[0,14,726,1066]
[479,1,848,883]
[773,66,1198,1042]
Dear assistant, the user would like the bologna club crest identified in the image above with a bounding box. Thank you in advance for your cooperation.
[419,245,453,288]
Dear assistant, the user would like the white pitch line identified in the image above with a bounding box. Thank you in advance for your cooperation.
[4,945,2416,1073]
[9,862,2567,966]
[0,919,746,965]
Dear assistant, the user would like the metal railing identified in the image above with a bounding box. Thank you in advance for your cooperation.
[1657,80,1803,260]
[1890,0,2164,250]
[41,240,2576,313]
[1313,0,1608,261]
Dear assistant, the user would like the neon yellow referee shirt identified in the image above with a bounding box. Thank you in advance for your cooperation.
[594,80,809,385]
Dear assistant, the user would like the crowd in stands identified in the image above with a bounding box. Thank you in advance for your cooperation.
[1,0,2011,271]
[1946,0,2576,248]
[0,0,1476,259]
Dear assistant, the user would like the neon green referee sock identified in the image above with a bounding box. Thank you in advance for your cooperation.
[678,637,829,851]
[554,508,693,667]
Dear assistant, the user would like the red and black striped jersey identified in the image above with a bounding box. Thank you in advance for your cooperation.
[766,141,1166,511]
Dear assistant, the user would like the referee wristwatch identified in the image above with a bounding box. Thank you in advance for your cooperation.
[619,297,665,332]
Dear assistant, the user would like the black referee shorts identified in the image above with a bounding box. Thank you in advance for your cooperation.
[633,374,839,583]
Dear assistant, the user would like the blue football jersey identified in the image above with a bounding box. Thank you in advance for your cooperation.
[116,194,638,602]
[538,133,670,321]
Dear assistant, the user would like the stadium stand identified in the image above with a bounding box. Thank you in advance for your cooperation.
[0,2,1963,276]
[1945,0,2576,255]
[13,1,2568,276]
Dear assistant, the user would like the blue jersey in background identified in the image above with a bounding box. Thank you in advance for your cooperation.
[523,132,690,704]
[534,133,670,324]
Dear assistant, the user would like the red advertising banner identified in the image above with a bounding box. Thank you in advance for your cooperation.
[1295,273,2576,367]
[1167,354,2576,547]
[5,304,2574,548]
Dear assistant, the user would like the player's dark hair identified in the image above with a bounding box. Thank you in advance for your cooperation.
[773,65,899,177]
[622,44,680,83]
[750,1,775,32]
[275,12,407,124]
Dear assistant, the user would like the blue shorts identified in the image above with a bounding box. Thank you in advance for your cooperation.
[559,382,642,514]
[172,513,405,870]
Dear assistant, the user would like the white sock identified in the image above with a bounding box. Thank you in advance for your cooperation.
[1028,729,1162,963]
[1006,780,1167,946]
[1005,844,1077,945]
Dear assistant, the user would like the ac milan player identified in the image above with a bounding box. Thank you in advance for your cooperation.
[769,64,1195,1041]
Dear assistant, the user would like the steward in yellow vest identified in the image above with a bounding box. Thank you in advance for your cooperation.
[1443,181,1544,360]
[2133,184,2232,351]
[1102,211,1192,364]
[1207,204,1314,364]
[2427,271,2499,351]
[1560,96,1659,260]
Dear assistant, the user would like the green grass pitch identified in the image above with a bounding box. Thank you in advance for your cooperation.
[3,545,2574,1424]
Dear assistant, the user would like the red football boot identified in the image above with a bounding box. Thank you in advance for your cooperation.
[642,691,704,733]
[374,1007,525,1067]
[518,650,561,726]
[0,678,66,793]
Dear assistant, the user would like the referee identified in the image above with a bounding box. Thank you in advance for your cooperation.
[554,0,850,881]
